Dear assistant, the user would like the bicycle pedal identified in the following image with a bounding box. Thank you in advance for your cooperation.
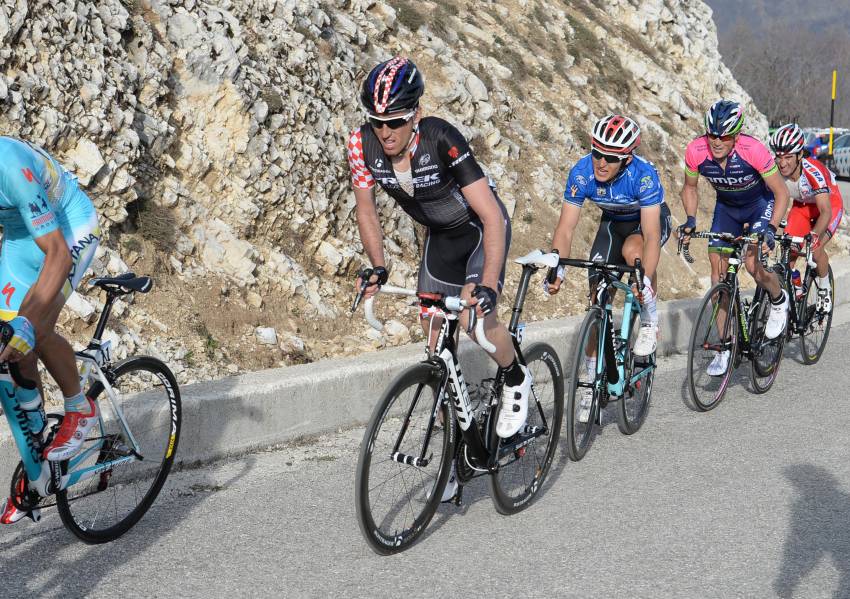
[27,508,41,523]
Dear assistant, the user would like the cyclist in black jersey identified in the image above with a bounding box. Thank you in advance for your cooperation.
[347,58,528,463]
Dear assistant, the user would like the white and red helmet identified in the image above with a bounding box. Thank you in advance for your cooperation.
[591,115,641,156]
[769,123,805,155]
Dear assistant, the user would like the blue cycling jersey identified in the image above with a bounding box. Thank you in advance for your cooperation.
[0,137,90,239]
[563,154,664,221]
[0,137,100,320]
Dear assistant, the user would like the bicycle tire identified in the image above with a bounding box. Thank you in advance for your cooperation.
[56,355,181,544]
[687,283,738,411]
[565,308,603,460]
[750,290,785,393]
[617,314,654,435]
[489,342,563,515]
[799,264,833,364]
[354,362,454,555]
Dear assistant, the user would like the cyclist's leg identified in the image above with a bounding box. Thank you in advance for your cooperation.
[628,205,672,354]
[744,198,783,298]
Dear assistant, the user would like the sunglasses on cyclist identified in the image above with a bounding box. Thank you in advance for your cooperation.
[591,149,628,164]
[367,110,416,130]
[707,133,735,142]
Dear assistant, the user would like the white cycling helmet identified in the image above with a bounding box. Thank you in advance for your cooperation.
[591,115,641,156]
[769,123,805,155]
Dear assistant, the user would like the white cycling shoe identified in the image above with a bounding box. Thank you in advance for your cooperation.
[496,365,531,439]
[817,287,832,313]
[577,387,594,423]
[764,290,789,340]
[707,350,731,377]
[633,323,658,357]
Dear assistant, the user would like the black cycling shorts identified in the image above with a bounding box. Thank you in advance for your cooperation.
[417,217,512,296]
[588,203,671,282]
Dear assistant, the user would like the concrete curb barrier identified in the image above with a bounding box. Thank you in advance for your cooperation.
[3,257,850,473]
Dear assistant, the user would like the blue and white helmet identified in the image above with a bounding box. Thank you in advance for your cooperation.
[704,99,745,137]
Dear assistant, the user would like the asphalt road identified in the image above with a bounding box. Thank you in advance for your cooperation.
[3,304,850,598]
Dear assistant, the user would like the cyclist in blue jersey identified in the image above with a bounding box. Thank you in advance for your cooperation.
[0,138,101,524]
[547,115,671,421]
[678,100,790,376]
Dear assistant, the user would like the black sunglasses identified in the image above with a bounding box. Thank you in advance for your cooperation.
[368,111,416,130]
[591,149,628,164]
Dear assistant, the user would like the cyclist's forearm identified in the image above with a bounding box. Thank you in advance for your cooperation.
[812,207,832,238]
[680,183,698,220]
[480,215,506,290]
[19,251,71,330]
[354,192,386,267]
[641,236,661,280]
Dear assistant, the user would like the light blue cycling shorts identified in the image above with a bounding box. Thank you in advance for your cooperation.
[0,187,100,321]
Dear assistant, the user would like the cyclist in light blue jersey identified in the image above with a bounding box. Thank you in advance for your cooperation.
[547,116,670,419]
[0,137,101,524]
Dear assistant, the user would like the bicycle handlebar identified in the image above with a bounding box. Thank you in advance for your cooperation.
[557,257,646,291]
[0,322,38,389]
[676,231,764,265]
[359,285,497,354]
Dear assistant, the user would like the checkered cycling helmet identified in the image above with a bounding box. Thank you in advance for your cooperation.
[769,123,805,154]
[591,114,641,155]
[704,99,745,137]
[360,57,424,116]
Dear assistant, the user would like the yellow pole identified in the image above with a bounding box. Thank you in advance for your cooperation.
[829,70,837,154]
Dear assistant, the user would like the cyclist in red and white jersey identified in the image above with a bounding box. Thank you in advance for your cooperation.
[770,123,844,312]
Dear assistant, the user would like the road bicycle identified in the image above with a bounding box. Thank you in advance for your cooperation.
[773,227,834,363]
[557,257,655,461]
[1,273,181,543]
[680,231,784,411]
[353,250,564,554]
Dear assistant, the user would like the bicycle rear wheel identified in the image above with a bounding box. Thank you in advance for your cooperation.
[799,264,833,364]
[56,355,181,543]
[617,314,654,435]
[687,283,738,411]
[566,308,603,460]
[489,342,563,515]
[355,362,453,555]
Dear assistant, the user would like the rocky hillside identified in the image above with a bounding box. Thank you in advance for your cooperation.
[1,0,840,385]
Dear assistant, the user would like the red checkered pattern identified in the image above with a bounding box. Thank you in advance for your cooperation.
[347,129,375,189]
[373,57,406,114]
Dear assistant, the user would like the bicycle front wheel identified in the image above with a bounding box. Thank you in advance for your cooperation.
[799,264,833,364]
[687,283,738,411]
[617,314,654,435]
[354,362,454,555]
[750,289,786,393]
[566,308,603,460]
[489,342,564,515]
[56,355,181,544]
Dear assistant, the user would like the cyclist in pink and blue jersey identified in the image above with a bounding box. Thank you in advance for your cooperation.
[0,137,101,524]
[679,100,790,376]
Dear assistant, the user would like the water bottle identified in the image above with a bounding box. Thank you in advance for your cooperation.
[791,269,803,300]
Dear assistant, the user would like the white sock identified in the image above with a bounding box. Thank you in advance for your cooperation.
[64,391,89,413]
[817,275,831,290]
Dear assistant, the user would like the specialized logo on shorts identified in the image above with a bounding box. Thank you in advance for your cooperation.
[419,153,431,166]
[447,146,459,159]
[639,175,654,193]
[2,283,14,307]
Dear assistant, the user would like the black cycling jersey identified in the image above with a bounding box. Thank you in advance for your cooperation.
[347,116,503,230]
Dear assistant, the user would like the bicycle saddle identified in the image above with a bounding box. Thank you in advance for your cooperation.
[90,272,153,294]
[514,249,559,268]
